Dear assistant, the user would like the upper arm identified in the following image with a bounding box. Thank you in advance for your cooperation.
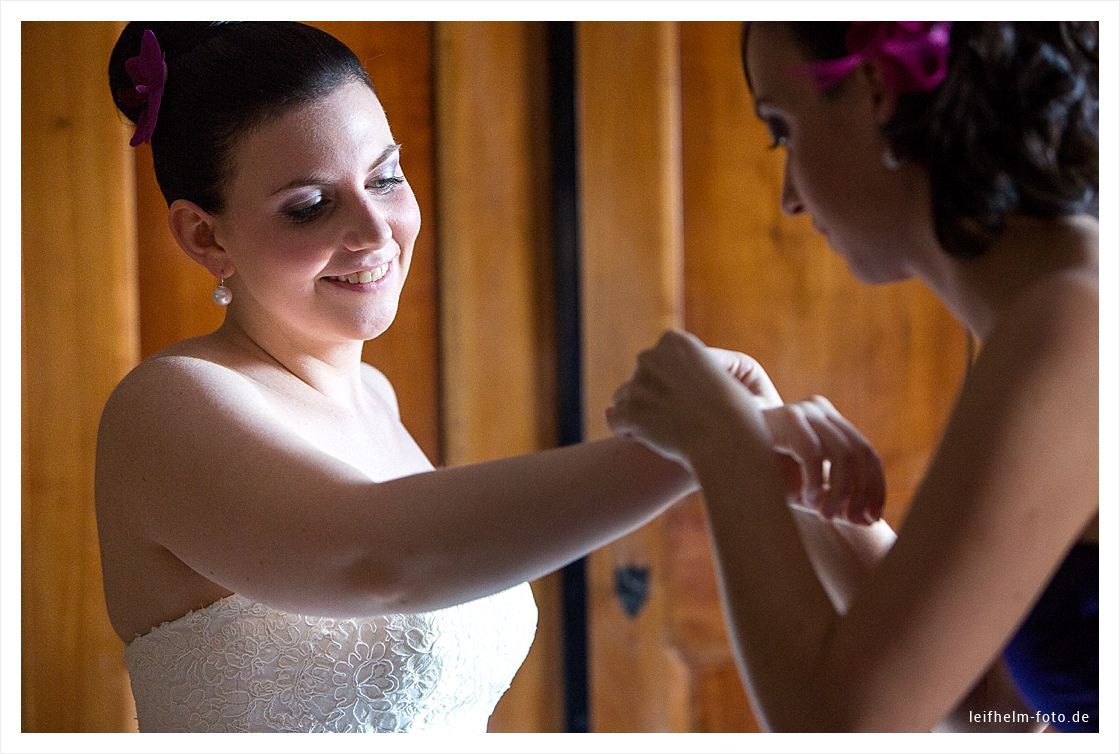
[95,357,395,617]
[817,277,1097,729]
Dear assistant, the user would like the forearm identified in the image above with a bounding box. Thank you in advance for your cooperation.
[690,427,840,731]
[350,437,695,612]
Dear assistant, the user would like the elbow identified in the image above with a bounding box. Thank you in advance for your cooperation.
[340,548,459,615]
[335,553,413,616]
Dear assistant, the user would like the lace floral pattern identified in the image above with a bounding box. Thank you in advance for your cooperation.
[124,584,537,732]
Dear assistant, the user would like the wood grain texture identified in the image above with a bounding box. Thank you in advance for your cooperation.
[434,22,564,732]
[577,22,692,732]
[21,21,139,732]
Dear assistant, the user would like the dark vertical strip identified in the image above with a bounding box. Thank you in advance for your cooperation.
[548,20,589,733]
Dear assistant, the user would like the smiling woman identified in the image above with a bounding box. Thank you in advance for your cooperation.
[91,20,910,734]
[168,82,419,347]
[96,20,708,733]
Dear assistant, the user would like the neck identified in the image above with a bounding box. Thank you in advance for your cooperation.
[912,214,1098,341]
[215,308,368,404]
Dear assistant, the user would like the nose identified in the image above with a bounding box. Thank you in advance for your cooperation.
[342,194,393,252]
[779,159,804,216]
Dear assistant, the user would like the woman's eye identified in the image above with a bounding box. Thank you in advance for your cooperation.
[765,119,790,150]
[284,197,330,224]
[368,175,405,195]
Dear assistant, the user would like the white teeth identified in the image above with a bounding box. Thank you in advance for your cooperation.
[330,262,390,285]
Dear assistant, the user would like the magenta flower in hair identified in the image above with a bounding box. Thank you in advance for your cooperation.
[808,22,952,95]
[122,29,167,147]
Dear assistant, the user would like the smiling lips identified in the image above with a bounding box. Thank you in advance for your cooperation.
[324,261,391,285]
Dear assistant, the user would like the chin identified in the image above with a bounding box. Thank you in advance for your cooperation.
[350,305,401,342]
[834,242,910,286]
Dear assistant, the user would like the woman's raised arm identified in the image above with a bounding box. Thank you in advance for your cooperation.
[96,354,695,620]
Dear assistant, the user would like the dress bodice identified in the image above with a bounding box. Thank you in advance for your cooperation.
[124,584,537,732]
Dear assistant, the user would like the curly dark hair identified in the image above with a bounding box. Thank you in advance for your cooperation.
[109,22,374,213]
[742,22,1099,259]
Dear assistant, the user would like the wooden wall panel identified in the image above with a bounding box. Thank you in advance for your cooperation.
[21,21,138,732]
[577,22,693,732]
[434,22,563,732]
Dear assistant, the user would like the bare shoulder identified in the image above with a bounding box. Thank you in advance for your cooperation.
[100,353,267,442]
[1018,264,1097,317]
[920,262,1098,535]
[96,354,267,519]
[94,354,274,639]
[984,265,1096,370]
[360,361,401,419]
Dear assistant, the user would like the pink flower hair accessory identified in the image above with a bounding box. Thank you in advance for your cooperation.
[120,29,167,147]
[807,22,953,95]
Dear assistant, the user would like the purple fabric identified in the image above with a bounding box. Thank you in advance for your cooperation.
[807,22,952,95]
[123,29,167,147]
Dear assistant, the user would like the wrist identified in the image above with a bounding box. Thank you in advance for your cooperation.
[683,406,772,471]
[691,438,779,512]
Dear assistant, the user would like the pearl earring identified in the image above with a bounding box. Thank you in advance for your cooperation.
[212,278,233,306]
[882,146,901,171]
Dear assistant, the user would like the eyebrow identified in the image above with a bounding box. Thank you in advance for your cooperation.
[269,144,402,195]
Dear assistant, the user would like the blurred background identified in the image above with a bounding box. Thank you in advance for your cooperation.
[21,21,967,732]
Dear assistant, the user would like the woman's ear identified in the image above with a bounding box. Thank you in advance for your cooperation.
[168,199,235,279]
[859,59,900,126]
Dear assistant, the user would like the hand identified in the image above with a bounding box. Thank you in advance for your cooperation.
[608,330,884,525]
[707,346,783,410]
[763,396,885,524]
[700,348,885,523]
[607,330,774,470]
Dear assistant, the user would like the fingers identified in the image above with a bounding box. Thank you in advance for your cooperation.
[764,396,885,524]
[812,397,886,523]
[654,328,707,359]
[707,347,783,408]
[799,400,856,520]
[765,403,826,507]
[609,329,764,470]
[615,331,884,525]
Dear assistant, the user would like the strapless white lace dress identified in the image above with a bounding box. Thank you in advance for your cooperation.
[124,584,537,732]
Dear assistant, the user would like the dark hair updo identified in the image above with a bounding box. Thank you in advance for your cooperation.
[745,22,1099,259]
[109,22,374,213]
